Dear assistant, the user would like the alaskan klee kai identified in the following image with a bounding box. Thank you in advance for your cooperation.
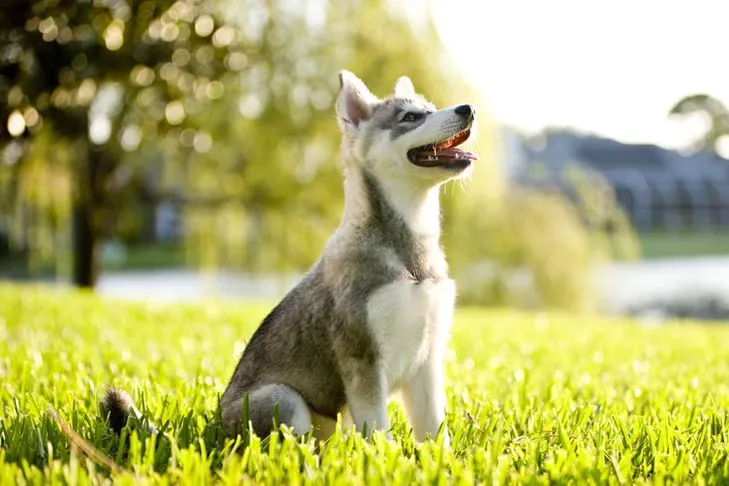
[104,71,477,446]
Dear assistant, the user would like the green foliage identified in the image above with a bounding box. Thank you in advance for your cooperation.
[1,130,74,275]
[0,0,258,284]
[445,163,638,312]
[0,0,487,283]
[169,0,487,273]
[639,230,729,259]
[0,0,636,310]
[670,94,729,155]
[3,284,729,483]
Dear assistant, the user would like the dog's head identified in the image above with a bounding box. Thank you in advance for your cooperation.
[336,70,477,187]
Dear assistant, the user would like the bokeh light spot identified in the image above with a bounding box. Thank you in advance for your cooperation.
[104,20,125,51]
[193,132,212,153]
[195,15,214,37]
[165,100,185,125]
[7,111,26,137]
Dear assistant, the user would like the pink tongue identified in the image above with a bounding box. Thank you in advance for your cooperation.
[437,147,478,160]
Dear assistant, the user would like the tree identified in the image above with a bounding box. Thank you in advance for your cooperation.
[669,94,729,156]
[0,1,633,312]
[0,0,482,288]
[0,0,248,287]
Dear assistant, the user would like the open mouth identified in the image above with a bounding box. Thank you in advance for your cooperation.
[407,128,477,169]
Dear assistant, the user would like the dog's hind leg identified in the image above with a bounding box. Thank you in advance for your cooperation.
[221,384,312,438]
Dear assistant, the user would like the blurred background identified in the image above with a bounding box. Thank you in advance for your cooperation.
[1,0,727,321]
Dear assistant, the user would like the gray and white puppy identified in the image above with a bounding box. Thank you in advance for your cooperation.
[104,71,477,446]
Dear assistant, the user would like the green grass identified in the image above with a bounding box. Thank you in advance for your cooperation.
[639,231,729,259]
[103,243,186,270]
[0,243,186,280]
[2,284,729,484]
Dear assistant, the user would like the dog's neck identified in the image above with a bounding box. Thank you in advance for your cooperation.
[341,165,442,239]
[334,164,447,280]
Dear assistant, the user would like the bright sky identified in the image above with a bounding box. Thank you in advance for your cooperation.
[433,0,729,150]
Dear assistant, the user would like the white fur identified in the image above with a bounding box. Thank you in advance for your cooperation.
[337,71,473,189]
[366,279,455,388]
[329,71,474,445]
[346,367,391,436]
[393,76,416,97]
[289,402,313,436]
[336,71,377,131]
[402,360,450,446]
[338,165,441,238]
[365,278,454,443]
[337,75,473,197]
[335,175,454,441]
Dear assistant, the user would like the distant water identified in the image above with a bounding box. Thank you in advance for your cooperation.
[96,269,302,303]
[93,258,729,320]
[595,257,729,320]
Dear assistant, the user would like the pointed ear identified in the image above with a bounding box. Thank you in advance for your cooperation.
[393,76,415,98]
[336,70,377,132]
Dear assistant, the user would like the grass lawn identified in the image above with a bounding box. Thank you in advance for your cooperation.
[103,243,186,271]
[0,244,186,280]
[639,231,729,259]
[2,284,729,484]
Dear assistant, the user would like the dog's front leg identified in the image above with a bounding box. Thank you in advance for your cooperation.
[342,361,390,437]
[402,358,449,447]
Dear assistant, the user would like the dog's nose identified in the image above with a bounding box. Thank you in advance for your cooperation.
[455,104,475,120]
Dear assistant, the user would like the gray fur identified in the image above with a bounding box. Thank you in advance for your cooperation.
[100,388,135,434]
[101,72,471,443]
[219,73,472,439]
[223,384,310,437]
[101,387,161,436]
[369,98,430,140]
[361,172,442,281]
[220,168,447,436]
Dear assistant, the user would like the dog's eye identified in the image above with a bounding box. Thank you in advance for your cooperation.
[402,112,424,123]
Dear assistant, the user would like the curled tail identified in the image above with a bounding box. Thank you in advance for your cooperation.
[101,387,160,436]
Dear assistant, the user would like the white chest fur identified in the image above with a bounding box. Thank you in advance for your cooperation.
[365,278,456,389]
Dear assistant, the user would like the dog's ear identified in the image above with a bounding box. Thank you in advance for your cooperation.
[393,76,415,98]
[336,70,376,132]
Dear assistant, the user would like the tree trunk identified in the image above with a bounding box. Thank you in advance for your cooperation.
[71,144,102,288]
[71,202,98,288]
